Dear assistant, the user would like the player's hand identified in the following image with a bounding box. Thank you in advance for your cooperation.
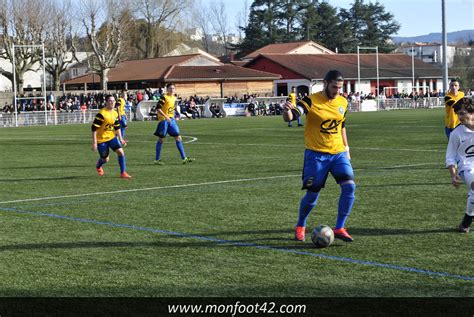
[91,143,97,152]
[451,175,463,188]
[121,139,127,147]
[282,101,294,112]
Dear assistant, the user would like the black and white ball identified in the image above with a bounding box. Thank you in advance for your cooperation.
[311,225,334,248]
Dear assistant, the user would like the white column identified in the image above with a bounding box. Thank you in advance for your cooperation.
[422,79,427,94]
[346,81,351,94]
[429,80,433,94]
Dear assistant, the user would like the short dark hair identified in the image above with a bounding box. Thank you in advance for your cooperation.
[324,70,344,82]
[105,94,114,101]
[450,78,459,84]
[454,97,474,113]
[166,83,175,89]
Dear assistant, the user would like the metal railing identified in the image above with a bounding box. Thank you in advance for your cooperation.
[1,109,100,127]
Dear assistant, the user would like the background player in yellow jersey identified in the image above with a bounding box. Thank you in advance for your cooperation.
[287,86,303,127]
[91,94,131,179]
[445,79,464,139]
[283,70,355,242]
[116,92,128,140]
[154,83,193,164]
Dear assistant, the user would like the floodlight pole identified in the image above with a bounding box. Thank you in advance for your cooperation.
[411,46,415,92]
[441,0,448,92]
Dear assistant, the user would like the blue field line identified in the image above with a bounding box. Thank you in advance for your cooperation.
[1,206,473,282]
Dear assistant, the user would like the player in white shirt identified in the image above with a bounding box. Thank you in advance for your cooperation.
[446,97,474,233]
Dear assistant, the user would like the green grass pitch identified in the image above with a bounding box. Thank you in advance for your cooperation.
[0,108,472,297]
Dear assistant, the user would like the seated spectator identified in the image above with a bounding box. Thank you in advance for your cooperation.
[210,103,222,118]
[245,103,256,116]
[187,98,200,119]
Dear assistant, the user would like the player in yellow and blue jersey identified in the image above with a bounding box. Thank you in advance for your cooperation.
[287,86,303,127]
[283,70,355,242]
[116,94,128,140]
[153,83,193,164]
[91,94,131,178]
[445,79,465,139]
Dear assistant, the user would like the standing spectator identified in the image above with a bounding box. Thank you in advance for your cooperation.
[445,79,465,139]
[91,94,131,179]
[153,83,194,165]
[282,70,356,243]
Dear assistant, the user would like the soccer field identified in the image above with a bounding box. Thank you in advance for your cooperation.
[0,108,472,297]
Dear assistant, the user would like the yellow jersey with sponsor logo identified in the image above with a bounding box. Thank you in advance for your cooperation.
[445,91,465,129]
[92,108,120,143]
[156,94,176,121]
[298,91,348,154]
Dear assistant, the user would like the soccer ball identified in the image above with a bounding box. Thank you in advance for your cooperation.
[311,225,334,248]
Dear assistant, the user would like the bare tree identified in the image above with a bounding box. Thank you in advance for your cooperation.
[235,0,249,41]
[44,0,78,91]
[192,1,212,52]
[209,0,231,56]
[131,0,192,58]
[0,0,49,93]
[80,0,130,90]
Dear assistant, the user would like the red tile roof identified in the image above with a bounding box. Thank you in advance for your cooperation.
[244,41,334,59]
[63,54,219,84]
[247,54,442,79]
[165,65,280,81]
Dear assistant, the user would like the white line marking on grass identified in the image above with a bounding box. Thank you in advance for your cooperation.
[0,174,300,205]
[1,163,443,205]
[0,206,472,281]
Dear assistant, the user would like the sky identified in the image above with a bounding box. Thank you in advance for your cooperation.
[201,0,474,37]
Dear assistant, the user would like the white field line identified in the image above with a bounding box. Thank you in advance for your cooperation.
[0,135,444,151]
[0,174,299,205]
[0,136,198,144]
[1,162,442,205]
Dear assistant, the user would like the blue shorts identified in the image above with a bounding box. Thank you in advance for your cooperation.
[302,149,354,192]
[119,115,127,127]
[97,137,122,158]
[154,119,180,138]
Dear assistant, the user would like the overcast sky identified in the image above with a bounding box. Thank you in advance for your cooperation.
[201,0,474,37]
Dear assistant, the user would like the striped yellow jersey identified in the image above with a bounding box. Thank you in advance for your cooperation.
[289,92,297,106]
[445,91,465,129]
[117,97,126,116]
[156,94,176,121]
[296,92,348,154]
[91,108,120,143]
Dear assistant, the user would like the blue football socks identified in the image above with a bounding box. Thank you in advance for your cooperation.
[155,141,163,161]
[96,158,106,169]
[176,140,186,160]
[118,155,126,173]
[296,190,320,227]
[335,183,356,229]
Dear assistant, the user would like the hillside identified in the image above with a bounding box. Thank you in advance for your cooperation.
[393,30,474,44]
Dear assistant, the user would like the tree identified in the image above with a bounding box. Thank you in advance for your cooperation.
[236,0,286,57]
[44,0,78,91]
[192,1,213,53]
[339,0,400,53]
[299,0,353,52]
[80,0,131,90]
[130,0,192,58]
[0,0,49,93]
[209,0,232,56]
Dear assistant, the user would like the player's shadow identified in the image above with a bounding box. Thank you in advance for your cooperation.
[0,176,86,182]
[348,227,456,236]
